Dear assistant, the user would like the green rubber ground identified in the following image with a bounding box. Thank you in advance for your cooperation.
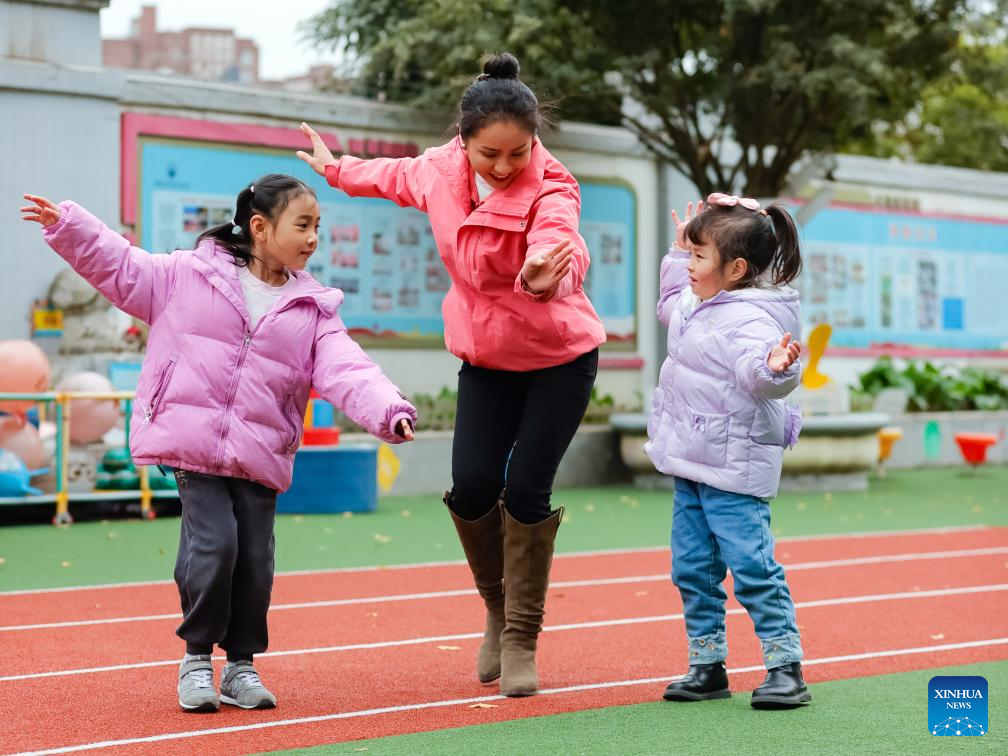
[263,661,1008,755]
[1,466,1005,591]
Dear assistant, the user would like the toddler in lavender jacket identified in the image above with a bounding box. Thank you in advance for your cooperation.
[646,194,811,709]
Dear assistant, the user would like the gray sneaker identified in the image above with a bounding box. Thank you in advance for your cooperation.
[178,655,219,712]
[220,660,277,709]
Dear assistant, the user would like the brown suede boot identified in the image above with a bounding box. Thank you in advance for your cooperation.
[444,491,506,684]
[499,505,563,697]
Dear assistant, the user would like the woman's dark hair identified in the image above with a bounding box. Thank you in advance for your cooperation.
[684,203,803,287]
[455,52,544,139]
[197,173,316,266]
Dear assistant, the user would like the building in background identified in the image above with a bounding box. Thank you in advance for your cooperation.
[102,4,259,84]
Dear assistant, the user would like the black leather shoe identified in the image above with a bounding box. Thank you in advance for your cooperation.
[662,662,731,701]
[750,662,812,709]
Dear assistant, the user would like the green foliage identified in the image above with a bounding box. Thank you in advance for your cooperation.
[305,0,971,195]
[850,356,1008,412]
[303,0,620,125]
[844,2,1008,171]
[334,385,640,433]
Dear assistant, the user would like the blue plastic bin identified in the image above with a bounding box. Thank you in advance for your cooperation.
[276,444,377,514]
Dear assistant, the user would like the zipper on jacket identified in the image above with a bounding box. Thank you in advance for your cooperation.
[282,395,301,453]
[143,356,177,424]
[213,295,322,470]
[214,330,252,469]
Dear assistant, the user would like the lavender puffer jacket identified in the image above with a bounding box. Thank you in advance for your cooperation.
[644,248,802,499]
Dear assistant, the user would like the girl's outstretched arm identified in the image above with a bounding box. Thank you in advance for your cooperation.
[22,195,178,326]
[733,323,803,401]
[312,311,418,444]
[296,122,429,212]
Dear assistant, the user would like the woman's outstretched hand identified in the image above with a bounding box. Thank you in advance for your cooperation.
[295,122,336,177]
[670,199,703,250]
[767,333,801,373]
[396,418,415,441]
[520,241,574,295]
[21,194,60,227]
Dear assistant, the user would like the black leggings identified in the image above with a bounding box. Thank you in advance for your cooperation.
[450,349,598,524]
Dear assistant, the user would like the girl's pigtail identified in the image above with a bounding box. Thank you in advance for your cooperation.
[765,204,802,285]
[196,185,255,265]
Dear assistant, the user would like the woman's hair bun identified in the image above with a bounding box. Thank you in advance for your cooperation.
[482,52,520,80]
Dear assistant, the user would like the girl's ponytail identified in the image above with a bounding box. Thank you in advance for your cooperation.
[765,204,802,286]
[195,176,313,266]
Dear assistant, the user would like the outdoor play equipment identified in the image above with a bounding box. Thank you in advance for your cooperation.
[54,371,120,444]
[301,390,341,446]
[0,390,175,524]
[954,432,1000,468]
[877,427,904,476]
[0,340,50,421]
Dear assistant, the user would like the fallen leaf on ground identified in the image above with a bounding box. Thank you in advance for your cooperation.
[437,645,461,650]
[468,703,497,709]
[373,533,391,544]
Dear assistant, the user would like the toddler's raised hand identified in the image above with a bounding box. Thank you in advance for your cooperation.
[671,199,704,250]
[20,194,60,227]
[767,333,801,373]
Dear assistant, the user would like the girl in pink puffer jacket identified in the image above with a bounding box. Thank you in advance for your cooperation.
[22,175,416,713]
[649,196,811,710]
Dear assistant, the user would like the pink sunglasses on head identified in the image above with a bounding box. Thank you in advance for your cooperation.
[707,192,768,216]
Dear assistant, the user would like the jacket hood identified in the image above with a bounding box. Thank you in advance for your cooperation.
[191,240,343,318]
[716,284,802,339]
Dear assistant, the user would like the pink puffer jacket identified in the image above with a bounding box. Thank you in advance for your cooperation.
[43,201,416,491]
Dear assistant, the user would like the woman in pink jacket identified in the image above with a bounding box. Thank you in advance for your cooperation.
[21,174,416,713]
[298,52,606,696]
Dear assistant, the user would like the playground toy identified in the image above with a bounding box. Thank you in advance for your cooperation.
[302,390,341,446]
[0,448,47,497]
[954,433,1000,468]
[0,340,50,421]
[877,426,904,476]
[55,371,120,444]
[0,390,175,524]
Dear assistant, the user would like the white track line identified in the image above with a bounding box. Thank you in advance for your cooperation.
[4,582,1006,683]
[6,545,1007,633]
[7,636,1008,756]
[0,523,992,597]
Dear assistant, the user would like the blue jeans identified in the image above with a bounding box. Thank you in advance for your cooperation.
[671,477,803,670]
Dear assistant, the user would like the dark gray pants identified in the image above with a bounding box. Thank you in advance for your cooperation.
[173,469,277,659]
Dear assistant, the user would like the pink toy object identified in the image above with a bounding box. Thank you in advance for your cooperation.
[0,420,49,470]
[0,340,50,422]
[954,433,1000,467]
[55,371,120,444]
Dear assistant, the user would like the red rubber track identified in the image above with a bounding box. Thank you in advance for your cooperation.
[2,527,1006,755]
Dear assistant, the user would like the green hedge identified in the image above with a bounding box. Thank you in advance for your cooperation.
[850,356,1008,412]
[334,386,640,433]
